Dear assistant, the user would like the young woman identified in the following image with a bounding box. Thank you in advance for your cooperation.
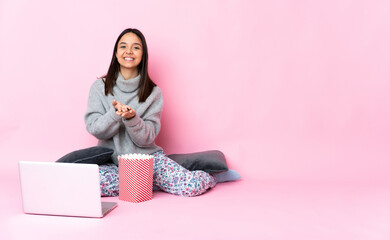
[85,28,216,197]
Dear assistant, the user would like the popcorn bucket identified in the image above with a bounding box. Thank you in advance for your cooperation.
[118,154,154,203]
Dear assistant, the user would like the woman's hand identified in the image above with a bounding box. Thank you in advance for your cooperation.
[112,99,136,120]
[112,99,124,111]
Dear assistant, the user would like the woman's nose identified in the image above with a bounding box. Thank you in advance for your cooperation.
[126,47,133,54]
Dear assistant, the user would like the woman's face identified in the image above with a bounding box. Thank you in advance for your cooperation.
[116,32,143,73]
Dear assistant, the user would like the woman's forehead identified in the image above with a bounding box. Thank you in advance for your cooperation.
[119,32,141,45]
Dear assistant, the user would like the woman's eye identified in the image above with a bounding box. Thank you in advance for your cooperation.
[120,46,126,48]
[134,46,140,50]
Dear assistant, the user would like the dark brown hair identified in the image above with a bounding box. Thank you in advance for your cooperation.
[103,28,156,102]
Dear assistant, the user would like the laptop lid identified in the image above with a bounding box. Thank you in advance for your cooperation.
[19,161,117,218]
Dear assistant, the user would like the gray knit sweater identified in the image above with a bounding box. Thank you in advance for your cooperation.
[84,73,163,164]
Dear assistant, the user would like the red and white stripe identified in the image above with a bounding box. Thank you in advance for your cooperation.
[118,154,154,203]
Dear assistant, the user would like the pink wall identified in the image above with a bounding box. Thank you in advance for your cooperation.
[1,0,390,183]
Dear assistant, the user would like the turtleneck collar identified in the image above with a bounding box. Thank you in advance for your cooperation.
[116,72,141,93]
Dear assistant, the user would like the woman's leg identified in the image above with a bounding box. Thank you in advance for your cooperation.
[99,164,119,197]
[152,151,216,197]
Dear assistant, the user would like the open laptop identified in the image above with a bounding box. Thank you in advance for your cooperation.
[19,161,117,218]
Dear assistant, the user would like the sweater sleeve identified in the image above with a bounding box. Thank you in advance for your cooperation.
[122,88,163,147]
[84,80,122,140]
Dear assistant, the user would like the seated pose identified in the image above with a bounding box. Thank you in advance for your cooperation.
[85,28,216,197]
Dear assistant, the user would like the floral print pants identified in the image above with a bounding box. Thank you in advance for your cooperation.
[99,151,216,197]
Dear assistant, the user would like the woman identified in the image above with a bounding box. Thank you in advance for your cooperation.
[85,28,216,197]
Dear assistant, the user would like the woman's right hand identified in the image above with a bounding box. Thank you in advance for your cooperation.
[112,99,127,112]
[112,100,136,119]
[112,99,122,111]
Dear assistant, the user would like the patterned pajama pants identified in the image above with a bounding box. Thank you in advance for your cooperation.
[99,150,216,197]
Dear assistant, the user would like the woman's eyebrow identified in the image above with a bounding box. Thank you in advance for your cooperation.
[119,42,141,46]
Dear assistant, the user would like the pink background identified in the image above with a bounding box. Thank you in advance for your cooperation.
[2,1,390,239]
[1,0,390,182]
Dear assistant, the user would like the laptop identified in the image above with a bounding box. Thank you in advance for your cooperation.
[19,161,117,218]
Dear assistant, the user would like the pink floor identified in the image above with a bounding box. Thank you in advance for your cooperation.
[1,172,390,240]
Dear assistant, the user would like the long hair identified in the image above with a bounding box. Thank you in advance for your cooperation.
[103,28,156,102]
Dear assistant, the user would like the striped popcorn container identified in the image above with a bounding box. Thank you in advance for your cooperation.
[118,154,154,203]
